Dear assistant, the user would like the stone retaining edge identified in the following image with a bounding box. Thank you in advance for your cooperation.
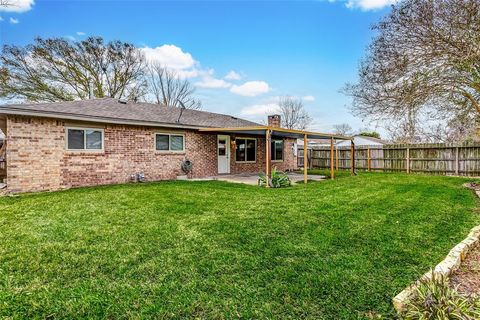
[392,189,480,313]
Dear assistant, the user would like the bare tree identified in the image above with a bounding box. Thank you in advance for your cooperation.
[146,63,201,110]
[0,36,147,102]
[0,0,12,8]
[278,96,311,130]
[344,0,480,141]
[333,123,353,136]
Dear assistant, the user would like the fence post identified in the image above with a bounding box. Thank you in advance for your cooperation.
[351,140,356,176]
[336,148,339,170]
[367,147,372,172]
[406,147,410,174]
[455,146,459,175]
[330,138,335,180]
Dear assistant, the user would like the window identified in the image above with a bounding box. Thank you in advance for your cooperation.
[235,138,256,162]
[155,133,185,152]
[67,128,103,150]
[218,138,227,156]
[271,139,284,161]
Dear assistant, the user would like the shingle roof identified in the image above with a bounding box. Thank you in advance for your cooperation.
[0,98,260,129]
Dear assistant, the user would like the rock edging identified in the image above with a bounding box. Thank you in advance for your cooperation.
[392,188,480,313]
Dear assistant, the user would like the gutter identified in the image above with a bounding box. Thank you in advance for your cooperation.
[0,107,206,130]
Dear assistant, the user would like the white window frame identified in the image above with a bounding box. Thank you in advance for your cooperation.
[66,127,104,152]
[271,139,284,162]
[155,132,186,153]
[235,137,257,163]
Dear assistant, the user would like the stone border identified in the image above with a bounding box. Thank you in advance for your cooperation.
[392,187,480,313]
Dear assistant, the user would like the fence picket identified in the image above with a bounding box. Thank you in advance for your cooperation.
[298,142,480,176]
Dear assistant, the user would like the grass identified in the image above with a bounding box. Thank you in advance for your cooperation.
[296,168,354,179]
[0,173,479,319]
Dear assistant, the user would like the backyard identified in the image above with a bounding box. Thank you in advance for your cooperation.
[0,173,479,319]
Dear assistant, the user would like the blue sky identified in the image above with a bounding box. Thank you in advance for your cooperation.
[0,0,395,133]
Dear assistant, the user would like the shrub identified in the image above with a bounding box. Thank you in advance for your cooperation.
[402,273,480,320]
[258,167,291,188]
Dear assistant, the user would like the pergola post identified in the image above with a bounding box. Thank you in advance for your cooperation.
[330,137,335,180]
[266,129,271,187]
[351,139,356,176]
[303,134,308,184]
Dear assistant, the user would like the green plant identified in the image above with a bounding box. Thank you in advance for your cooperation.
[403,273,480,320]
[258,167,291,188]
[359,131,381,139]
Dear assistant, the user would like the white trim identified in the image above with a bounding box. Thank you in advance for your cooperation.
[235,137,257,163]
[66,127,104,152]
[154,132,186,153]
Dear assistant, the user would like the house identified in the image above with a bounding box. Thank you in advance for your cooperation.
[0,98,350,194]
[299,135,386,149]
[335,135,387,147]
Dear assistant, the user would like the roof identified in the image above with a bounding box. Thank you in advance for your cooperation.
[353,135,387,144]
[199,126,351,141]
[0,98,260,129]
[336,135,387,146]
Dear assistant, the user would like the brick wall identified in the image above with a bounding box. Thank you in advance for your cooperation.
[230,136,297,174]
[6,116,65,193]
[4,116,297,194]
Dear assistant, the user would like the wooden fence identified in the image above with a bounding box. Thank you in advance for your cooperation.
[298,142,480,176]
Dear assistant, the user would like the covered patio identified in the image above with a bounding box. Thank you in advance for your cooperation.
[199,125,355,186]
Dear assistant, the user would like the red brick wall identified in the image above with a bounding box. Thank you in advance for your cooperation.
[4,116,297,193]
[230,136,297,174]
[60,125,218,189]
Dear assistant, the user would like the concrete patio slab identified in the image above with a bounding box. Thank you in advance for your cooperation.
[209,172,326,186]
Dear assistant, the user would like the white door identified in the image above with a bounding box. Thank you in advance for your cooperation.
[217,135,230,174]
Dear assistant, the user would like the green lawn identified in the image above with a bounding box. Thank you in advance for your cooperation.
[0,173,479,319]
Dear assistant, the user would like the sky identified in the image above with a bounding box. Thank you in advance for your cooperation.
[0,0,396,133]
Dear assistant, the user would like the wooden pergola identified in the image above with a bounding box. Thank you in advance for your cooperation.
[199,126,355,185]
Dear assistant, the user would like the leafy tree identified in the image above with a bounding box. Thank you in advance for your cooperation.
[345,0,480,141]
[146,63,202,109]
[358,131,381,139]
[0,37,146,102]
[278,96,311,130]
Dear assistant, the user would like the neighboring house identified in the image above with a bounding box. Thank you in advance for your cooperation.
[0,98,304,194]
[336,135,387,147]
[299,135,387,149]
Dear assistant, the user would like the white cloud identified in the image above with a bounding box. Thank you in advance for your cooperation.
[195,77,232,89]
[141,45,196,70]
[230,81,270,97]
[76,31,86,36]
[9,17,18,24]
[64,35,75,41]
[302,95,315,102]
[240,103,280,116]
[0,0,34,12]
[345,0,397,10]
[224,70,242,81]
[176,69,201,79]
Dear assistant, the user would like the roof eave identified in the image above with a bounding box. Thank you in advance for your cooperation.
[0,107,207,130]
[199,126,352,140]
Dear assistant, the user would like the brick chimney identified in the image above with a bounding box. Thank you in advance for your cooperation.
[268,114,281,128]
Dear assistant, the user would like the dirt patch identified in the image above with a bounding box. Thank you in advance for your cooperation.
[450,242,480,296]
